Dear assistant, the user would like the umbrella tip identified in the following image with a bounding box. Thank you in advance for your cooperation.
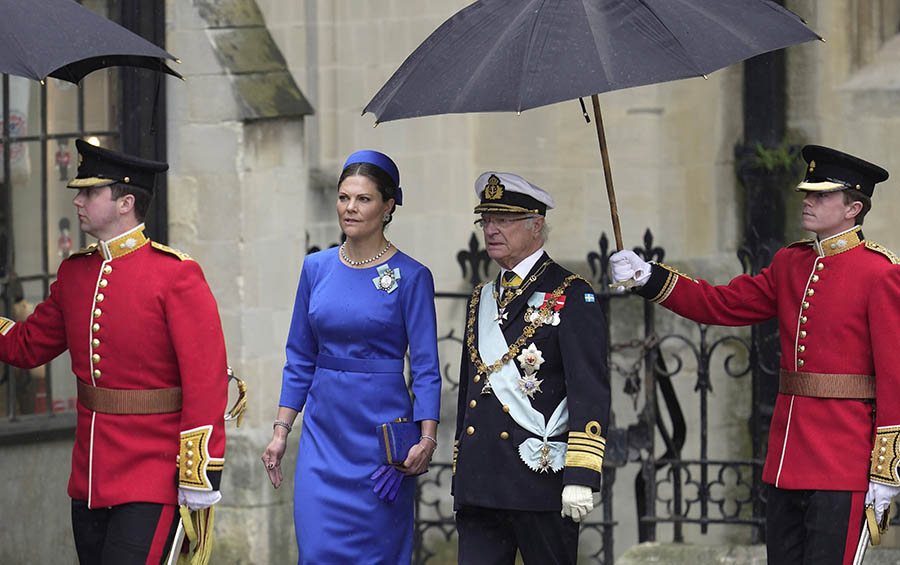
[175,58,182,64]
[703,74,709,80]
[40,79,45,85]
[517,111,521,116]
[373,122,379,128]
[819,37,826,43]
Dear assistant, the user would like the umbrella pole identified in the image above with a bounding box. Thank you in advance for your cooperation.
[590,94,624,251]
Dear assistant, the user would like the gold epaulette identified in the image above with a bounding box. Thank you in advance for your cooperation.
[870,426,900,486]
[865,241,900,265]
[788,238,815,248]
[565,421,605,473]
[151,241,193,261]
[68,243,98,257]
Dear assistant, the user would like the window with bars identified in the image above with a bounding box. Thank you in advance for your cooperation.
[0,0,168,442]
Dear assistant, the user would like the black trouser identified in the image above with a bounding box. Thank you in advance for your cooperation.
[71,500,179,565]
[456,505,579,565]
[766,485,865,565]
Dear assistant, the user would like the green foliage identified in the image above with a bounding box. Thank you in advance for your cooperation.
[752,142,800,173]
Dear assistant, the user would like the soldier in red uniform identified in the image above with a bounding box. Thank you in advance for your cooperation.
[611,145,900,565]
[0,139,229,564]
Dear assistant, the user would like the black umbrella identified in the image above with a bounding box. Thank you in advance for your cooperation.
[364,0,821,250]
[0,0,181,84]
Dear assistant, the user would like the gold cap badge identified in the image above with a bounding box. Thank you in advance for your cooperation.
[484,174,504,200]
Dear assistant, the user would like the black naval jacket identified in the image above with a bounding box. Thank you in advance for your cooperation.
[452,254,610,512]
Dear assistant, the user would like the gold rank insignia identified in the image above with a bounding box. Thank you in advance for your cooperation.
[565,421,606,473]
[865,241,900,265]
[152,241,193,261]
[0,317,15,336]
[69,243,98,257]
[484,174,504,200]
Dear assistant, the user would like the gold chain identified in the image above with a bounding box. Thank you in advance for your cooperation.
[466,273,582,379]
[493,259,553,310]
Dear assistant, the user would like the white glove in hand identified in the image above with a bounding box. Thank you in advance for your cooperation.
[561,485,594,523]
[178,488,222,510]
[866,481,900,522]
[609,250,651,287]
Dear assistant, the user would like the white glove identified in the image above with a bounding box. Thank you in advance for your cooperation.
[561,485,594,523]
[866,481,900,522]
[609,250,651,287]
[178,488,222,510]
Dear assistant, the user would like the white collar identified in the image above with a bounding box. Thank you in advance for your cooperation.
[501,247,545,281]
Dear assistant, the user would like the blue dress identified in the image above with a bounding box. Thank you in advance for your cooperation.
[280,247,442,564]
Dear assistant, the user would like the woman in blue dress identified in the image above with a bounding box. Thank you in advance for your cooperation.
[262,150,442,564]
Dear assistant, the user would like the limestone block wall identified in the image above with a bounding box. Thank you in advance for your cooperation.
[166,1,308,562]
[787,0,900,248]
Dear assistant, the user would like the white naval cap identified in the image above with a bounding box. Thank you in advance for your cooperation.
[473,171,556,215]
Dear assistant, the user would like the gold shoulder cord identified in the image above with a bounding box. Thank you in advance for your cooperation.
[466,274,583,381]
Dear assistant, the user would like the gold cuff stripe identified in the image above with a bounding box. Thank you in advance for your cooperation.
[568,445,605,458]
[568,437,606,448]
[568,441,606,453]
[206,459,224,472]
[650,270,678,303]
[565,451,604,473]
[870,426,900,486]
[569,431,607,443]
[179,425,214,490]
[0,317,15,336]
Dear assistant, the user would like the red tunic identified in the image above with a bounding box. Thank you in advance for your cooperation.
[637,226,900,491]
[0,226,228,508]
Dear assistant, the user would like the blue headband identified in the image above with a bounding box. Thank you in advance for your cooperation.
[342,150,403,206]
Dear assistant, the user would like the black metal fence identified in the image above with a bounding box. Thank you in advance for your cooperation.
[403,229,767,564]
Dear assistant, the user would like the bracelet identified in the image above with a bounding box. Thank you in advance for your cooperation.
[274,420,293,434]
[420,434,437,448]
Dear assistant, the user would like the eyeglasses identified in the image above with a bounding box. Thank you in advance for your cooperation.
[474,216,534,229]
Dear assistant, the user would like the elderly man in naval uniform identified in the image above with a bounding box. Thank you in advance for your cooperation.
[453,171,611,564]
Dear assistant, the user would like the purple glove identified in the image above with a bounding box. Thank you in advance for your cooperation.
[370,465,405,502]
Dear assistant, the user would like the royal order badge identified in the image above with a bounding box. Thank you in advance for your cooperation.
[516,343,545,399]
[373,263,401,293]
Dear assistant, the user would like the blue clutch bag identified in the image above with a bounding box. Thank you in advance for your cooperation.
[377,420,419,465]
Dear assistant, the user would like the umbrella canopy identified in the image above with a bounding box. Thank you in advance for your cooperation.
[364,0,820,122]
[363,0,820,253]
[0,0,181,83]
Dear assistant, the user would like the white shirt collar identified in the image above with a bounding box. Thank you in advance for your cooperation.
[501,247,545,281]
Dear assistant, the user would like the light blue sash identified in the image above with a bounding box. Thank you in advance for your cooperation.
[477,285,568,472]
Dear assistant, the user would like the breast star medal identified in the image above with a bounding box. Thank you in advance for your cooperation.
[372,263,401,293]
[516,343,545,399]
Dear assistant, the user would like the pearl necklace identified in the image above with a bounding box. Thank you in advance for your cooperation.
[340,240,392,266]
